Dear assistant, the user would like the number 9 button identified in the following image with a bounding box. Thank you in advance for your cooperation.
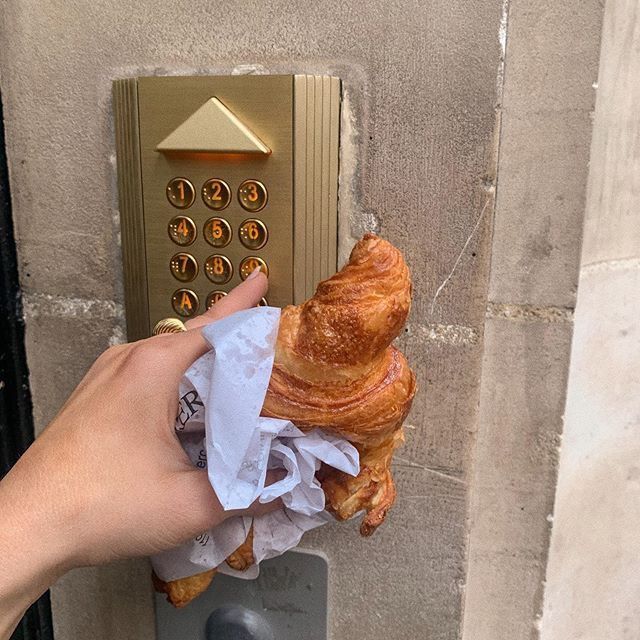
[239,256,268,280]
[239,219,268,250]
[203,217,232,248]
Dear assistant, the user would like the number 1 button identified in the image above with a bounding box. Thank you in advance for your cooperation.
[166,177,195,209]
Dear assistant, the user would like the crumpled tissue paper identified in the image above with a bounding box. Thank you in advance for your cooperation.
[151,306,360,582]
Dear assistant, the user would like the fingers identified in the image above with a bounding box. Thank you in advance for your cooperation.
[156,270,268,375]
[184,269,267,331]
[181,468,285,533]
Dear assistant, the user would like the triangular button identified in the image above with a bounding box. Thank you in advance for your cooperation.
[156,97,271,155]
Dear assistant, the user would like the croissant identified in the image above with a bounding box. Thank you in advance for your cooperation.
[156,233,416,606]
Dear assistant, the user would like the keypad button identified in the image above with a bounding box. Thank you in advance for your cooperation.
[203,217,232,248]
[239,256,269,280]
[168,215,197,246]
[238,180,268,212]
[172,289,199,317]
[206,291,227,309]
[205,255,233,284]
[166,177,195,209]
[239,219,268,250]
[169,253,198,282]
[202,179,231,211]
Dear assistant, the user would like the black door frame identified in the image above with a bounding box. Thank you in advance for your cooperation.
[0,92,55,640]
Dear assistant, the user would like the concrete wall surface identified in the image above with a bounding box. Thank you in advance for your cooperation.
[462,2,603,638]
[0,1,505,638]
[540,1,640,638]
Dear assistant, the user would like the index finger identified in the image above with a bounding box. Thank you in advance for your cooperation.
[158,269,268,373]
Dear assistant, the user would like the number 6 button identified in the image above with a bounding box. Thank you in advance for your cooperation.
[203,217,232,248]
[239,219,268,250]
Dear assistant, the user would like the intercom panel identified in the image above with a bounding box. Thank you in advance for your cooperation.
[113,75,340,340]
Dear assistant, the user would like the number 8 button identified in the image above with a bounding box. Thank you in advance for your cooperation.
[203,217,232,248]
[205,255,233,284]
[239,219,268,250]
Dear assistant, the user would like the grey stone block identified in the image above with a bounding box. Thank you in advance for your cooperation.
[463,316,573,639]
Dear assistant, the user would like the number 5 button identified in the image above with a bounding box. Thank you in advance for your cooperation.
[239,219,268,250]
[203,217,232,248]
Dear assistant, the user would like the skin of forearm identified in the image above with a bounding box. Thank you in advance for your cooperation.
[0,462,68,640]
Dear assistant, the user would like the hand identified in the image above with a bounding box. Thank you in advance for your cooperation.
[0,271,273,636]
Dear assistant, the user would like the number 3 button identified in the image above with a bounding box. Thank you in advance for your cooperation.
[239,219,268,250]
[238,180,267,212]
[203,217,232,248]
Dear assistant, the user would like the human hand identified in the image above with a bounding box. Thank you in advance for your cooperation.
[0,270,274,635]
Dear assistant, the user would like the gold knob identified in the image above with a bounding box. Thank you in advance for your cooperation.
[152,317,187,335]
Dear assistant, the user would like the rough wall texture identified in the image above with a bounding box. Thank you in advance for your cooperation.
[541,2,640,637]
[0,1,505,639]
[462,2,603,638]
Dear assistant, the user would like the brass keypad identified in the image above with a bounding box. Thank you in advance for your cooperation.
[202,179,231,210]
[168,216,197,246]
[239,256,268,280]
[203,217,232,248]
[239,219,268,250]
[238,179,268,212]
[205,254,233,284]
[170,252,198,282]
[172,288,199,317]
[206,291,227,309]
[166,177,195,209]
[115,75,342,340]
[164,178,270,317]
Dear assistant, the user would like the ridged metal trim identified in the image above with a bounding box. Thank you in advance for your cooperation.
[293,75,341,304]
[113,78,149,341]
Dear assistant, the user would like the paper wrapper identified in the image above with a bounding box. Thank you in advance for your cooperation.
[151,307,360,582]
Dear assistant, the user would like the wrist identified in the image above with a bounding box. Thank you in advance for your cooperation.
[0,463,72,635]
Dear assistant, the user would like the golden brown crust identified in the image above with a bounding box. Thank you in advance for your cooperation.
[225,525,255,571]
[154,233,416,607]
[152,568,216,608]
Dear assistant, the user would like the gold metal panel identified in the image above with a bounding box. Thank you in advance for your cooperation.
[292,75,341,303]
[113,78,148,341]
[137,75,293,335]
[156,97,271,155]
[114,74,341,340]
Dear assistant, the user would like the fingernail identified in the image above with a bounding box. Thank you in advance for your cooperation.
[247,266,263,281]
